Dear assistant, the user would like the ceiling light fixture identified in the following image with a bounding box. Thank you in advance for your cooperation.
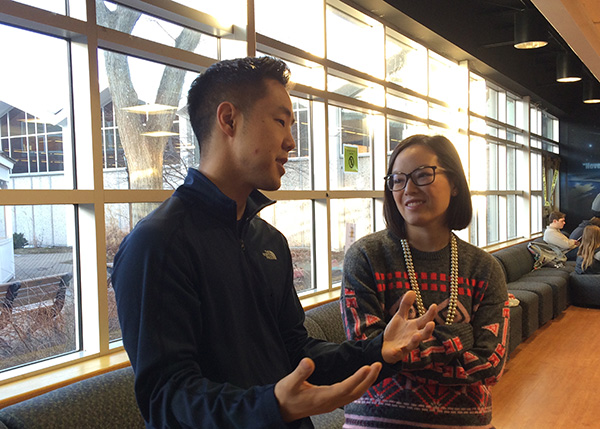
[514,9,548,49]
[18,117,44,123]
[556,52,582,82]
[583,79,600,104]
[123,103,178,114]
[140,131,179,137]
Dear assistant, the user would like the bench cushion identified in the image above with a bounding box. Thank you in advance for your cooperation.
[304,301,346,344]
[508,281,553,326]
[508,305,523,356]
[520,274,568,317]
[0,367,144,429]
[509,290,539,339]
[311,408,344,428]
[304,302,346,428]
[525,268,570,282]
[493,243,534,283]
[569,273,600,307]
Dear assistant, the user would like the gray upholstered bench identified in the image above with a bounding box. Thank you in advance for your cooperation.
[520,269,569,317]
[304,300,346,428]
[569,272,600,307]
[508,289,539,339]
[507,305,522,356]
[0,366,144,429]
[507,280,553,327]
[493,241,568,324]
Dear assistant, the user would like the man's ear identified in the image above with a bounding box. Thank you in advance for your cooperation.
[216,101,238,138]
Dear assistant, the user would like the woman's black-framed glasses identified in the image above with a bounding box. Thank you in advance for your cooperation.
[385,165,441,192]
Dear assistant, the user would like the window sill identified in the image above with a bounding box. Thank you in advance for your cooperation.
[300,288,341,310]
[0,289,341,407]
[484,235,538,253]
[0,350,130,407]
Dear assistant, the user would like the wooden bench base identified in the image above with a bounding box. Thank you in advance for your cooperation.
[0,273,72,327]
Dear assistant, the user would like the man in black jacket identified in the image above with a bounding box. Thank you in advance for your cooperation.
[112,56,437,428]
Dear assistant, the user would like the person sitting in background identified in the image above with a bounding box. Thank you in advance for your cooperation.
[569,192,600,241]
[544,210,579,260]
[575,225,600,274]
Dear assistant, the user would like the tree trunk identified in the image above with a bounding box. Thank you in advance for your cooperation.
[96,2,201,223]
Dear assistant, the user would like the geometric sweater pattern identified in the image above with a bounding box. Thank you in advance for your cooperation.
[341,230,509,428]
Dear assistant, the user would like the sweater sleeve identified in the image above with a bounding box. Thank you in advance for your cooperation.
[275,243,396,386]
[112,222,291,429]
[341,239,509,387]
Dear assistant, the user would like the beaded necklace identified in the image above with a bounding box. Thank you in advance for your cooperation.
[400,234,459,325]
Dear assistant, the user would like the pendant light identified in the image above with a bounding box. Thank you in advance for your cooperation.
[583,79,600,104]
[514,9,548,49]
[556,52,582,83]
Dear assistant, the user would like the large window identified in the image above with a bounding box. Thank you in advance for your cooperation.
[467,74,550,246]
[328,106,375,191]
[0,0,557,385]
[326,2,384,78]
[0,24,72,189]
[0,204,77,371]
[386,30,427,95]
[98,49,200,191]
[11,0,67,14]
[330,199,374,284]
[0,109,65,175]
[260,200,314,291]
[256,0,324,57]
[279,97,315,190]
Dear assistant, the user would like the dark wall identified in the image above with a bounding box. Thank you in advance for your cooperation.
[559,122,600,235]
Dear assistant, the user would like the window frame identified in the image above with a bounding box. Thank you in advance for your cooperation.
[0,0,560,389]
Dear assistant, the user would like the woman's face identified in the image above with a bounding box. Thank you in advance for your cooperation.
[391,144,456,236]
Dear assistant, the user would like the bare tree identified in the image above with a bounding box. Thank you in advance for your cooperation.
[96,1,201,223]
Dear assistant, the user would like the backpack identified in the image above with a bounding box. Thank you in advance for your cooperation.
[527,241,567,270]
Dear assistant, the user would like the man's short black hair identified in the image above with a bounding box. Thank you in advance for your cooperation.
[187,56,290,153]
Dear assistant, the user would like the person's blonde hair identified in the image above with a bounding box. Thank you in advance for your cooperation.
[577,225,600,271]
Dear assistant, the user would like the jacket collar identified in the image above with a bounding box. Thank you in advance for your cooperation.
[176,168,275,225]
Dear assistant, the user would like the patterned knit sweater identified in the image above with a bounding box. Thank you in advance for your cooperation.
[341,230,509,428]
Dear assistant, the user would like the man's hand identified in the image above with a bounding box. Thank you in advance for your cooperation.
[274,357,382,423]
[381,290,437,364]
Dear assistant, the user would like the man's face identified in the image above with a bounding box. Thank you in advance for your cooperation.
[232,79,296,192]
[554,217,566,229]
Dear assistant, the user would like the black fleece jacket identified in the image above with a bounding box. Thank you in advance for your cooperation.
[112,168,387,428]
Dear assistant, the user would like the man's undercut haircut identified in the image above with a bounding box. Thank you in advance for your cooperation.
[187,56,291,153]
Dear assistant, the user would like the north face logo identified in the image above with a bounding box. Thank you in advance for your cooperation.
[262,250,277,260]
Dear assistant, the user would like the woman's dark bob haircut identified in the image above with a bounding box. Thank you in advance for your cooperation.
[383,134,472,239]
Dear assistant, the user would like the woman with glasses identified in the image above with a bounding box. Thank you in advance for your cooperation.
[341,134,509,428]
